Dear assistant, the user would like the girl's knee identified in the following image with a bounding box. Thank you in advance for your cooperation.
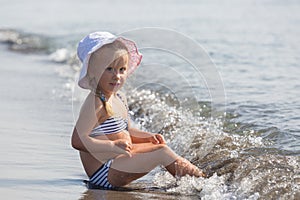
[158,144,174,153]
[156,143,168,149]
[152,143,174,154]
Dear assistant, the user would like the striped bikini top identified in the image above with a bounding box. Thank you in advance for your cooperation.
[89,93,129,137]
[90,116,128,137]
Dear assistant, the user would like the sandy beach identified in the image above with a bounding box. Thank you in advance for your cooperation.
[0,46,192,200]
[0,46,86,199]
[1,0,299,199]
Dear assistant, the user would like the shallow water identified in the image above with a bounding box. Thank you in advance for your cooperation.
[0,0,300,199]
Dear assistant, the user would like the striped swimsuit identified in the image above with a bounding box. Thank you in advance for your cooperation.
[88,117,128,189]
[87,94,129,189]
[88,159,114,189]
[90,117,128,137]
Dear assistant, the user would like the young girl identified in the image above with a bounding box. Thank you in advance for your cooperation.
[71,31,205,189]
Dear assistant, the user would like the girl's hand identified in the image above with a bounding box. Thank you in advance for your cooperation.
[150,134,166,144]
[112,139,132,157]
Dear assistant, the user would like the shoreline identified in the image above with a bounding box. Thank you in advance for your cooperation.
[0,46,85,199]
[0,46,184,200]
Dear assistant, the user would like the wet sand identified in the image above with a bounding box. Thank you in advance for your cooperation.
[0,46,186,199]
[0,47,85,199]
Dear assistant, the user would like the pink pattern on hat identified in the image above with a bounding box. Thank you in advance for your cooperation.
[77,31,142,89]
[117,37,142,75]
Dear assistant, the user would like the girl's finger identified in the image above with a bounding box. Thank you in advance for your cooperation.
[156,135,165,144]
[152,136,159,144]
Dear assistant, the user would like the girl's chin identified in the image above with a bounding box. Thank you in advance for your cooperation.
[99,84,122,94]
[108,84,121,91]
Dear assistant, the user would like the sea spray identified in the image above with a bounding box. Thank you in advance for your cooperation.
[127,88,300,199]
[14,27,297,199]
[153,172,230,199]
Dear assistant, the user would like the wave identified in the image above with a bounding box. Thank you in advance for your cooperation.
[0,29,51,53]
[127,89,300,199]
[2,28,299,199]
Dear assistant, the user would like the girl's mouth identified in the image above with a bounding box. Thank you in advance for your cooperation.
[109,83,120,87]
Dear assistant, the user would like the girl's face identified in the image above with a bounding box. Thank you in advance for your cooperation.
[88,45,129,96]
[97,53,129,95]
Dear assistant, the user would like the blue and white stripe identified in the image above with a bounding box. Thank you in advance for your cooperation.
[89,159,114,189]
[90,117,128,136]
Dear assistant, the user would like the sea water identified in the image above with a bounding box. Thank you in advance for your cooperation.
[0,0,299,199]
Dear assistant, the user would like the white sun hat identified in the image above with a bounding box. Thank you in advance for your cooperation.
[77,31,142,89]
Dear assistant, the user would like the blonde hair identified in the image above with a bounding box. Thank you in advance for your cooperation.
[93,89,114,117]
[90,40,129,117]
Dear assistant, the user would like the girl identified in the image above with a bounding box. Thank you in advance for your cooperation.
[71,31,205,189]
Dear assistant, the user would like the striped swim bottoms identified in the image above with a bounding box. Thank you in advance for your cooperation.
[88,159,115,189]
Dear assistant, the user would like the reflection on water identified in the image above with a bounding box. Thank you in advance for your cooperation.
[79,187,198,200]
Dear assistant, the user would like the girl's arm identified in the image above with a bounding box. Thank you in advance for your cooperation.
[71,94,132,157]
[71,127,132,156]
[120,91,165,144]
[128,121,166,144]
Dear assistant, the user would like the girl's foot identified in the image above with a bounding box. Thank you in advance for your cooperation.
[171,158,206,178]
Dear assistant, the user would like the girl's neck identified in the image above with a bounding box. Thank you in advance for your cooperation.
[92,89,114,102]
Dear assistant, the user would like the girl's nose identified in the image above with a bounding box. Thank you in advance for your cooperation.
[112,69,121,79]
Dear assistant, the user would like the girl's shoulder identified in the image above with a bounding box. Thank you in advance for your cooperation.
[76,92,108,130]
[80,92,105,115]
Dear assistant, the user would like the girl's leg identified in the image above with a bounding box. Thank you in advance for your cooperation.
[107,143,204,187]
[165,157,205,178]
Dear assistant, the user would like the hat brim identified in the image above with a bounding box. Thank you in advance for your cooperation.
[78,36,142,90]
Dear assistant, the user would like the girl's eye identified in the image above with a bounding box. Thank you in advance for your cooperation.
[106,66,127,73]
[106,67,113,72]
[120,67,127,72]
